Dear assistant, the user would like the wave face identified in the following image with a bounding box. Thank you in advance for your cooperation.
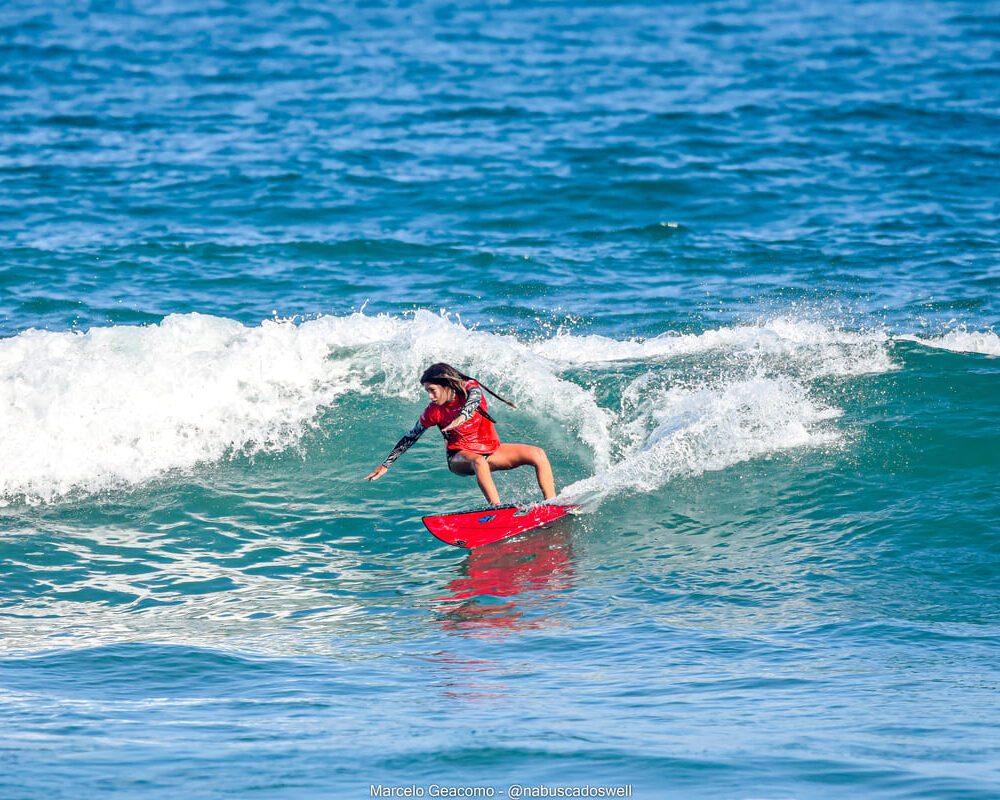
[0,312,890,505]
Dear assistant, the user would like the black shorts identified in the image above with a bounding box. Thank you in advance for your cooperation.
[446,449,492,465]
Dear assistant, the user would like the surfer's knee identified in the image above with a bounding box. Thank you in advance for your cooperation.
[527,445,549,467]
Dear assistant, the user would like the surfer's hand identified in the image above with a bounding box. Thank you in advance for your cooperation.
[365,465,388,481]
[441,415,467,433]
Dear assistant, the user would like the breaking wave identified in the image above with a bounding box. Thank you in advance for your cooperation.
[0,311,895,505]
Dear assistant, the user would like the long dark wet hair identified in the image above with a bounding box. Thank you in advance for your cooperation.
[420,362,516,423]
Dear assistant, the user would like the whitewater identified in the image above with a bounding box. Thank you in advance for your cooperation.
[0,311,902,506]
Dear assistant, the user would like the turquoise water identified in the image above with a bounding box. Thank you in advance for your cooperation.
[2,1,999,797]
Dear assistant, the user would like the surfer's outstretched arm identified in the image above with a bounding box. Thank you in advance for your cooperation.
[366,420,427,481]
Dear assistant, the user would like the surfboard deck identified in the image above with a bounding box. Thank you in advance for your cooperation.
[422,504,576,548]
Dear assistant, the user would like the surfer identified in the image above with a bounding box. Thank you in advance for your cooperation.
[365,362,556,505]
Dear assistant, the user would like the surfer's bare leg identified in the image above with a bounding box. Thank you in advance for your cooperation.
[486,444,556,500]
[449,451,502,505]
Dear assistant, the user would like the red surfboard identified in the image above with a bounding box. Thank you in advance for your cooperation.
[423,504,575,548]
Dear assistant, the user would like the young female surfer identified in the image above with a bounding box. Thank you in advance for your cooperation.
[365,363,556,505]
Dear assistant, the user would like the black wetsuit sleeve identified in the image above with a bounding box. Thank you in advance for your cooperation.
[381,420,427,467]
[452,384,484,426]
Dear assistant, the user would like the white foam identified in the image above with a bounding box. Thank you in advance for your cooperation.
[0,311,881,505]
[530,317,894,377]
[0,311,614,503]
[0,313,358,503]
[898,330,1000,357]
[560,376,840,506]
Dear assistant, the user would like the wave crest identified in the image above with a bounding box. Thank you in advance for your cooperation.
[898,329,1000,357]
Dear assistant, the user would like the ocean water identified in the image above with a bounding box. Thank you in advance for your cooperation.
[2,0,999,797]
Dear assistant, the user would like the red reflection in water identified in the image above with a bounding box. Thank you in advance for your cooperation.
[436,523,575,636]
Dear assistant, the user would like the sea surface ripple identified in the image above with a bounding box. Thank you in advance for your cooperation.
[1,1,999,798]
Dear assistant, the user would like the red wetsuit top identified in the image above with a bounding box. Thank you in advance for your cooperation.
[380,379,501,468]
[420,380,500,454]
